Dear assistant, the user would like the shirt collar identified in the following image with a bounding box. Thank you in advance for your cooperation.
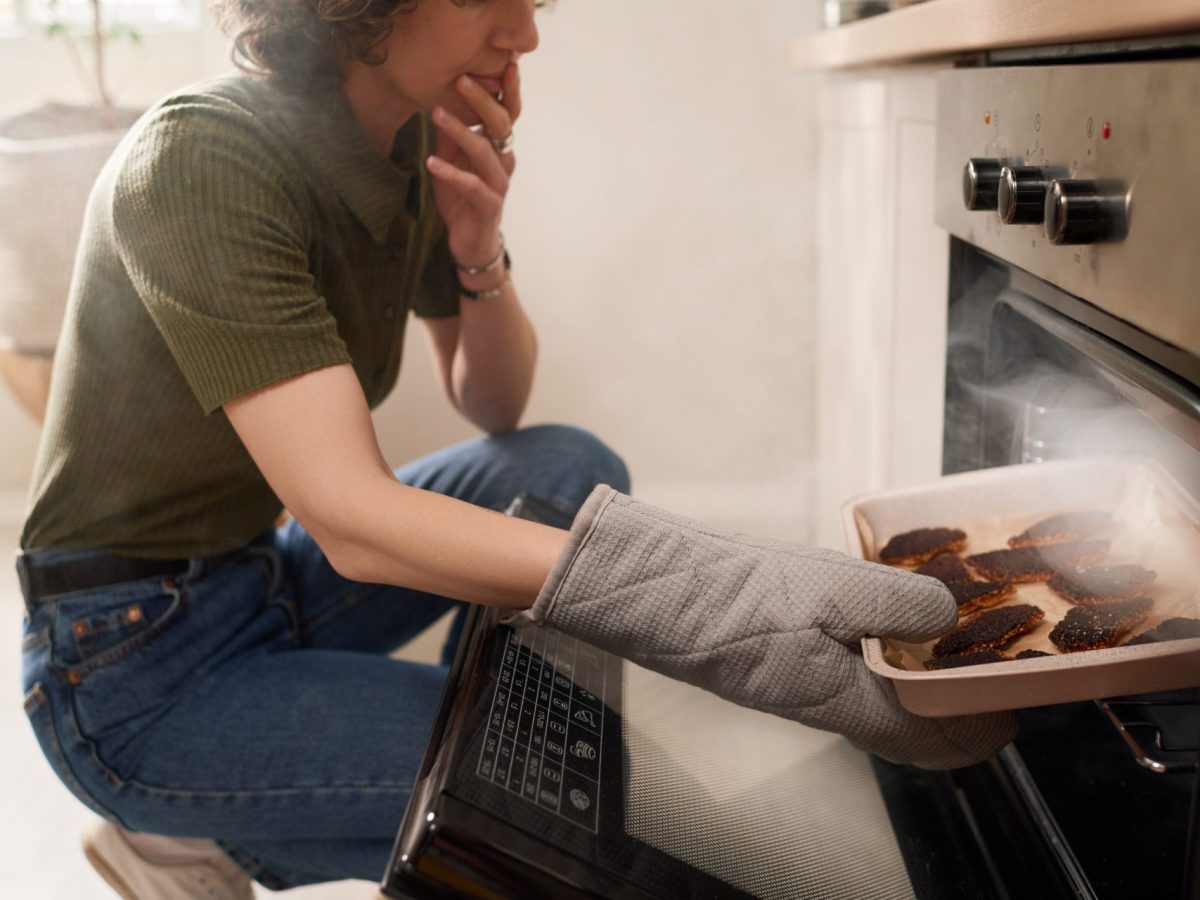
[276,78,429,245]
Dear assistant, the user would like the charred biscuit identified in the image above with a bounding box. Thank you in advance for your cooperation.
[915,552,974,586]
[949,580,1016,617]
[923,647,1054,670]
[932,604,1045,658]
[879,527,967,566]
[1014,649,1053,659]
[924,649,1007,670]
[1049,598,1154,652]
[1008,511,1111,548]
[965,540,1110,583]
[1048,564,1157,605]
[1127,617,1200,645]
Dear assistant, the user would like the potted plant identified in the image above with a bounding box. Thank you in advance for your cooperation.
[0,0,142,420]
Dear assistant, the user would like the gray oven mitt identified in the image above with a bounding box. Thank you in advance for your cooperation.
[507,486,1016,770]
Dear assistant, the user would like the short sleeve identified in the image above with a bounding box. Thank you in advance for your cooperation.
[112,97,350,415]
[411,214,462,319]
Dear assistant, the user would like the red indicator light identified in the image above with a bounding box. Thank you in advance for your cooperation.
[1102,122,1112,139]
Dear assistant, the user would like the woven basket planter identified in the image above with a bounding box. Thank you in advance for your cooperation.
[0,102,139,352]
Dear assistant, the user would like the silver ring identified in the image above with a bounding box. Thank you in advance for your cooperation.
[491,132,515,155]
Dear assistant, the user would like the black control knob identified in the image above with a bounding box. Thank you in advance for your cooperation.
[998,166,1055,224]
[1043,179,1128,245]
[962,158,1002,211]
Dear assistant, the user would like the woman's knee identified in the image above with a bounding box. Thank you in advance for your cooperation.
[510,424,631,495]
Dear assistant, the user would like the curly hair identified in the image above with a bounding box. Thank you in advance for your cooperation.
[211,0,423,85]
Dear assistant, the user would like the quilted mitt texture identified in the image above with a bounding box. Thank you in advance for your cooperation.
[511,486,1017,770]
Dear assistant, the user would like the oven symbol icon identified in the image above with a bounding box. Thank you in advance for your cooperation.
[569,788,591,811]
[570,739,596,761]
[573,708,598,729]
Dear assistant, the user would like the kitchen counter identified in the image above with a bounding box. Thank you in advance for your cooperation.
[792,0,1200,70]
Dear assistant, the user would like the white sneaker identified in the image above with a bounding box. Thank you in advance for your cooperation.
[82,819,255,900]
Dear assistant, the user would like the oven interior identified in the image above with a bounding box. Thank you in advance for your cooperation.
[940,238,1200,899]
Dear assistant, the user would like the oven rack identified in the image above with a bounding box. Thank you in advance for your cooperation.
[1096,695,1199,774]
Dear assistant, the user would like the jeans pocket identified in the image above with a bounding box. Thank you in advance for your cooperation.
[53,579,186,678]
[22,682,113,819]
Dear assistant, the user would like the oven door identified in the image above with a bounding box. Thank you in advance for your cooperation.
[937,238,1200,900]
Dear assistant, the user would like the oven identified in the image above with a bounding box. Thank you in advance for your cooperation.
[927,50,1200,899]
[384,46,1200,900]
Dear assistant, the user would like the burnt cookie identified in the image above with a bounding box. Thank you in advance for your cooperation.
[915,552,974,586]
[1047,565,1157,605]
[1127,617,1200,645]
[965,540,1110,583]
[922,647,1054,670]
[1008,511,1112,548]
[1049,598,1154,652]
[949,580,1016,617]
[924,649,1008,670]
[879,527,968,566]
[932,604,1045,658]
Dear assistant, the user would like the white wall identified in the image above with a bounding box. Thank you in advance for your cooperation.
[0,2,821,539]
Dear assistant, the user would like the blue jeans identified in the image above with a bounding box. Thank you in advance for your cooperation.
[19,424,629,890]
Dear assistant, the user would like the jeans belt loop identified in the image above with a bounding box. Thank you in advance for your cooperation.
[15,554,35,616]
[182,556,205,585]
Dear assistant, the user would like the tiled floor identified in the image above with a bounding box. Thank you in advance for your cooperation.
[0,521,450,899]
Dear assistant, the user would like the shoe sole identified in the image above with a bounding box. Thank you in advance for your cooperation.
[82,833,140,900]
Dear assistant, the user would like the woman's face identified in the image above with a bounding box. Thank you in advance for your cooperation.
[364,0,541,125]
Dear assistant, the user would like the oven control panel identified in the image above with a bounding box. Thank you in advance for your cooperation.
[935,61,1200,359]
[962,158,1124,244]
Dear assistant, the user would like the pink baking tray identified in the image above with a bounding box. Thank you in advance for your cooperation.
[843,458,1200,717]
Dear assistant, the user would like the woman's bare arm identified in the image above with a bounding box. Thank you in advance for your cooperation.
[421,279,537,435]
[224,362,566,607]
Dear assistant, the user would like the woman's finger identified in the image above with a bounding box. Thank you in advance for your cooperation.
[456,74,514,147]
[501,62,521,125]
[432,106,510,194]
[425,155,504,219]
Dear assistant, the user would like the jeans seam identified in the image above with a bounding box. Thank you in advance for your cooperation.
[299,587,368,644]
[23,683,114,820]
[115,777,417,800]
[218,841,294,891]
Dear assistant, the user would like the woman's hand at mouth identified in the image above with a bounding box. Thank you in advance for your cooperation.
[426,62,521,269]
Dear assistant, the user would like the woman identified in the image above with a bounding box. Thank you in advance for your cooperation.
[17,1,1015,896]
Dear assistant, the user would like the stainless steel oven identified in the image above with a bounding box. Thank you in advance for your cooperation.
[383,46,1200,900]
[932,50,1200,899]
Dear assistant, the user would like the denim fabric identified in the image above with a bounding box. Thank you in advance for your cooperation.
[19,424,629,889]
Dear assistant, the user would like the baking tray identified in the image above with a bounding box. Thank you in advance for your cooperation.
[843,458,1200,717]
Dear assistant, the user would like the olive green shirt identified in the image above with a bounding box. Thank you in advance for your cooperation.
[21,72,460,558]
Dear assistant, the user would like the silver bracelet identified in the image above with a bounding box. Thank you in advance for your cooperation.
[455,233,506,276]
[460,273,510,301]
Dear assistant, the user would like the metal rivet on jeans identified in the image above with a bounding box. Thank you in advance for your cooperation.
[73,621,88,638]
[67,670,82,686]
[126,605,143,623]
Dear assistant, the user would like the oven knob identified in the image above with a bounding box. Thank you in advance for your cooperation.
[962,158,1002,211]
[997,166,1054,224]
[1043,179,1128,244]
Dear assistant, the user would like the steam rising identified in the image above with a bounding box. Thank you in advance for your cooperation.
[945,269,1200,503]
